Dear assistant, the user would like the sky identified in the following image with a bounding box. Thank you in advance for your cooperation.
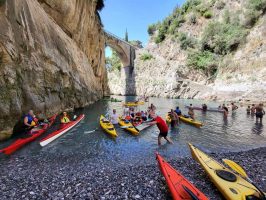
[100,0,186,57]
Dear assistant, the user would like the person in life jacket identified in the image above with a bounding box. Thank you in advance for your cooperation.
[61,112,71,124]
[24,110,36,128]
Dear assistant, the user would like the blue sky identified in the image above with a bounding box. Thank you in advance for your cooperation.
[101,0,186,56]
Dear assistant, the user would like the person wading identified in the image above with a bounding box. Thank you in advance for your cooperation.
[148,113,173,145]
[255,103,265,124]
[169,109,179,128]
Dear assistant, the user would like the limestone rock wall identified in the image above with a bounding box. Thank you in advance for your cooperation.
[0,0,108,133]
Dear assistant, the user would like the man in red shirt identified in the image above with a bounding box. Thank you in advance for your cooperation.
[148,113,173,145]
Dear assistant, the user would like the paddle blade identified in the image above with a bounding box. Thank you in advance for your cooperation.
[222,159,248,178]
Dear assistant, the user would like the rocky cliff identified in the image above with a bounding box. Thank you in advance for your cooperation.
[0,0,108,138]
[108,0,266,103]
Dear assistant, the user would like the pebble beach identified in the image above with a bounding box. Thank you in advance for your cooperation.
[1,147,265,200]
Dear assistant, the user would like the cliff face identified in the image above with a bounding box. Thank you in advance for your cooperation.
[0,0,108,134]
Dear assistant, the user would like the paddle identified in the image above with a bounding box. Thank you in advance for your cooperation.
[84,128,98,134]
[223,159,266,199]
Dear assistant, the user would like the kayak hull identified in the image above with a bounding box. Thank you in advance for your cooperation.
[100,115,117,137]
[188,143,262,200]
[0,115,57,155]
[156,153,209,200]
[179,116,203,128]
[118,117,139,135]
[166,114,202,127]
[186,106,224,113]
[40,114,84,147]
[123,101,145,107]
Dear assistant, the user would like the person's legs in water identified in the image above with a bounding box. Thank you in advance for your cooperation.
[165,136,173,144]
[158,135,162,145]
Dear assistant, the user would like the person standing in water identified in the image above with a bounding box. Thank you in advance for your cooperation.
[223,104,229,118]
[148,113,173,145]
[231,103,238,111]
[255,103,265,124]
[202,104,207,112]
[246,106,251,114]
[169,109,179,128]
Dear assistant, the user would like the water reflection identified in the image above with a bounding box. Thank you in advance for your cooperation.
[252,123,264,135]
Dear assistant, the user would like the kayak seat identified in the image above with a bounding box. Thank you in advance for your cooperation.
[108,128,114,131]
[215,170,237,182]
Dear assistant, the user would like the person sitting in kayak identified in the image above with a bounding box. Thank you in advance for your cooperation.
[188,108,195,120]
[24,110,37,128]
[60,112,71,124]
[175,106,182,116]
[150,103,156,111]
[133,112,143,126]
[148,113,173,145]
[169,109,179,128]
[12,110,36,137]
[141,111,147,121]
[202,104,207,112]
[110,109,119,125]
[255,103,265,124]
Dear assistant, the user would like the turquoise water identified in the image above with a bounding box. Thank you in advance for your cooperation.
[1,96,265,165]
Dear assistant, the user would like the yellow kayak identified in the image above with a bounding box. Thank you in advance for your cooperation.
[188,143,262,200]
[166,114,202,127]
[99,115,117,137]
[179,115,202,128]
[123,101,145,107]
[118,117,139,135]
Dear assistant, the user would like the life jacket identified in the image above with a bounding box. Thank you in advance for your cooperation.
[61,116,70,123]
[125,115,131,120]
[25,114,34,125]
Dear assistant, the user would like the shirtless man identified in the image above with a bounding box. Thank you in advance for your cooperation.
[255,103,265,124]
[231,103,238,111]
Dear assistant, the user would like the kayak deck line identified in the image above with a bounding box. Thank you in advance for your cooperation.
[40,114,85,147]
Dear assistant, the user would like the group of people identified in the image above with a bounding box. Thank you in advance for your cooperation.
[13,110,72,137]
[246,103,265,123]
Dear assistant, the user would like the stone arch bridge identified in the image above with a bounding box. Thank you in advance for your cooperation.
[104,30,140,95]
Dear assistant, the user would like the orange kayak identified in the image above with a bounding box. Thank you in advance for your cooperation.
[156,153,209,200]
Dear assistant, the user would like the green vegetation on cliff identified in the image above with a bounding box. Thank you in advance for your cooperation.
[147,0,266,76]
[106,51,122,72]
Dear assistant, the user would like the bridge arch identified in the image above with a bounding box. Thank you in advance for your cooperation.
[104,30,139,95]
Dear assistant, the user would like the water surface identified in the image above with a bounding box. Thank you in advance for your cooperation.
[1,96,265,166]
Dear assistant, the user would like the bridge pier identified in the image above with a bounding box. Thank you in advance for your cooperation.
[104,31,138,95]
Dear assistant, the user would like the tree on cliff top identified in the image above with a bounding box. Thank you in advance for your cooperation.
[96,0,105,11]
[125,29,129,42]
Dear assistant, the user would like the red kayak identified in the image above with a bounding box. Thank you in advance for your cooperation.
[0,114,57,155]
[40,114,85,147]
[156,153,208,200]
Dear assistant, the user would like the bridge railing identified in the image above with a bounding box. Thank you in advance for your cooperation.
[104,29,140,50]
